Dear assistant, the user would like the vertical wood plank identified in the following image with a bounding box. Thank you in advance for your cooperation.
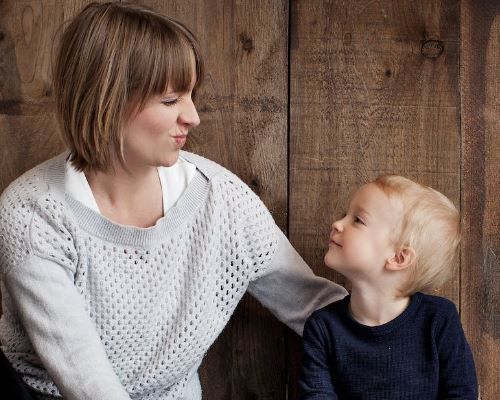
[289,0,460,398]
[140,1,289,398]
[461,1,500,399]
[0,0,112,194]
[0,0,61,193]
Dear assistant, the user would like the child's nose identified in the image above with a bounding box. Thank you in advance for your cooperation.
[332,219,343,232]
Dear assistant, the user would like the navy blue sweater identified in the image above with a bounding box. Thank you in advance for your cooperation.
[299,292,477,399]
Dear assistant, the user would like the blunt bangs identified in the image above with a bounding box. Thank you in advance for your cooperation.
[127,13,204,110]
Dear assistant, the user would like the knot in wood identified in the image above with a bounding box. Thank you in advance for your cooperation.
[343,32,352,46]
[250,177,260,194]
[421,40,444,59]
[240,34,254,52]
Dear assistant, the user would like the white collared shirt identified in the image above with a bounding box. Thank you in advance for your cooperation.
[65,157,196,214]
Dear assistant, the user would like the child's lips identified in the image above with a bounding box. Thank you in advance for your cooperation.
[329,238,342,247]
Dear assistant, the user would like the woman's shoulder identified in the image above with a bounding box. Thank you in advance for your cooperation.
[0,153,68,234]
[180,151,230,179]
[181,151,258,196]
[0,154,70,275]
[0,153,66,206]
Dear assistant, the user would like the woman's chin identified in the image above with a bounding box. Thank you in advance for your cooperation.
[158,152,180,167]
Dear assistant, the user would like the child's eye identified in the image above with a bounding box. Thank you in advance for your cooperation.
[354,216,365,225]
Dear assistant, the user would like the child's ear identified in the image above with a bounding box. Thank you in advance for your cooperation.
[386,247,416,271]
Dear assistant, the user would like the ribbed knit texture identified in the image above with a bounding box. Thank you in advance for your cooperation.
[299,292,478,400]
[0,151,348,399]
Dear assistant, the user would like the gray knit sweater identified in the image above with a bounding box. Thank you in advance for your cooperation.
[0,151,347,400]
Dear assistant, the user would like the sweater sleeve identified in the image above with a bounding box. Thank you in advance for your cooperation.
[436,302,478,399]
[224,173,348,335]
[4,256,131,400]
[215,172,346,334]
[298,315,338,399]
[0,190,131,400]
[248,229,347,335]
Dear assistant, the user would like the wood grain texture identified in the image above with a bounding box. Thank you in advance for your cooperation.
[138,1,289,398]
[143,0,288,225]
[290,0,460,296]
[461,1,500,399]
[0,0,60,192]
[0,0,112,193]
[289,0,460,398]
[1,0,498,399]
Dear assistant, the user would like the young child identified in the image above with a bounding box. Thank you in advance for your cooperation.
[299,175,478,399]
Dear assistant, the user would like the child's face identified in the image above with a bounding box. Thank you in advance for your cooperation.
[324,183,401,281]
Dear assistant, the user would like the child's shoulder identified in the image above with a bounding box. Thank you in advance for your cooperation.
[418,292,458,312]
[415,292,460,323]
[307,295,349,323]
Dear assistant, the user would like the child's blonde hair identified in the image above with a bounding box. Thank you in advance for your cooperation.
[373,175,460,296]
[53,2,204,172]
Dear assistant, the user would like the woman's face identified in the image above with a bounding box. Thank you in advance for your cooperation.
[122,80,200,169]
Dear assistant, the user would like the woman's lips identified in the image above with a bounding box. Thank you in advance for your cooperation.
[173,135,187,146]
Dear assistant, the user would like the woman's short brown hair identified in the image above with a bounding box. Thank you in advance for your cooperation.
[53,1,204,172]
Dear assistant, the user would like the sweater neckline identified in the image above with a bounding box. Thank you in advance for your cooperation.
[340,292,423,337]
[47,152,211,247]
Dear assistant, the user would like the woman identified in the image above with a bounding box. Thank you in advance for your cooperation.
[0,2,346,399]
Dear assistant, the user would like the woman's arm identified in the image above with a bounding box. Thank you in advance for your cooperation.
[248,229,347,335]
[0,184,130,400]
[223,172,346,334]
[4,254,131,400]
[298,316,338,399]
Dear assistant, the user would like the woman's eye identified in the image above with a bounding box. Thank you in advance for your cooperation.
[161,98,179,106]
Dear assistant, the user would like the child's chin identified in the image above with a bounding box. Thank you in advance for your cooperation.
[324,257,341,272]
[324,251,341,269]
[324,258,351,275]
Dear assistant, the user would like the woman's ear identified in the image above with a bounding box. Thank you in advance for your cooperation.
[386,247,416,271]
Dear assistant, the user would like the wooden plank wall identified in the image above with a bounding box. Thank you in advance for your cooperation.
[0,0,498,399]
[461,1,500,399]
[288,0,461,396]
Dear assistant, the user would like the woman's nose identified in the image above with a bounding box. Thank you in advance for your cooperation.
[179,98,200,128]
